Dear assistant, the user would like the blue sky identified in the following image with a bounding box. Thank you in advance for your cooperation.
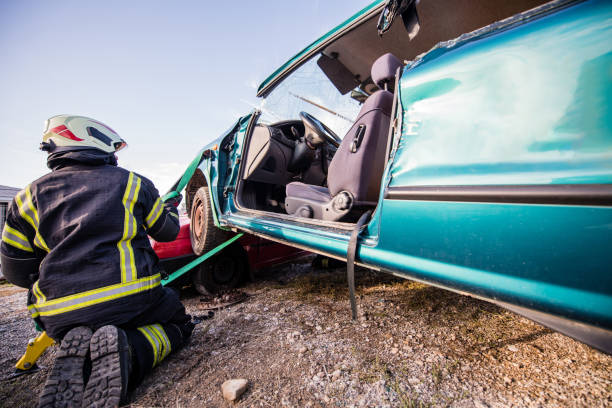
[0,0,372,193]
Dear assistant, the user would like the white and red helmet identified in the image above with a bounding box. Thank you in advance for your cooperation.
[41,115,127,153]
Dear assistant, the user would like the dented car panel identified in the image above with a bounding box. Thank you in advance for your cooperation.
[181,0,612,351]
[376,0,612,326]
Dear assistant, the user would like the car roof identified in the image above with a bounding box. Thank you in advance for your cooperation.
[256,0,385,98]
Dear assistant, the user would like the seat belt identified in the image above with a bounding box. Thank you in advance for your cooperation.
[347,210,371,320]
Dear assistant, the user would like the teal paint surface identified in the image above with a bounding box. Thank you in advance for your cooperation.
[377,0,612,328]
[256,1,385,97]
[193,114,253,221]
[224,113,255,215]
[214,1,612,331]
[372,200,612,328]
[392,0,612,187]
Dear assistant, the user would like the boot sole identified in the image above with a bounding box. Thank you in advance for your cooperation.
[38,326,92,408]
[82,325,129,408]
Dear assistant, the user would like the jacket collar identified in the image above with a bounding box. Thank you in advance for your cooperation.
[47,149,118,170]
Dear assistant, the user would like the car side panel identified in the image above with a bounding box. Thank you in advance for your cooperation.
[376,0,612,328]
[371,200,612,328]
[218,1,612,333]
[389,0,612,188]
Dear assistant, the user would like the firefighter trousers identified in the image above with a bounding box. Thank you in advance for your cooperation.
[119,287,194,386]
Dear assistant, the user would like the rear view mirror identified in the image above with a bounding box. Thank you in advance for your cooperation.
[377,0,420,40]
[376,2,394,35]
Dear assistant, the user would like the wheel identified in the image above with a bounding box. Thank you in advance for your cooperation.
[189,186,233,255]
[191,244,247,295]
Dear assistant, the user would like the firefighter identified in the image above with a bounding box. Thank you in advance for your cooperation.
[0,115,194,407]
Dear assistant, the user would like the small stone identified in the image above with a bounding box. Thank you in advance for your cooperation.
[316,325,322,331]
[298,346,308,354]
[279,308,286,314]
[332,369,342,381]
[391,347,399,354]
[507,345,518,352]
[222,379,249,401]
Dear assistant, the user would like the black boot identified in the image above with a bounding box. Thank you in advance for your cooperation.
[38,326,93,408]
[82,326,131,407]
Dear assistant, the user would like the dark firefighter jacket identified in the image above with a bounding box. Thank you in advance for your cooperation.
[0,149,180,340]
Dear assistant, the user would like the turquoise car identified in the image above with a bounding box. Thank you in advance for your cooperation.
[170,0,612,353]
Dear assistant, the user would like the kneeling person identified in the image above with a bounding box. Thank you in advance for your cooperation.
[0,115,194,407]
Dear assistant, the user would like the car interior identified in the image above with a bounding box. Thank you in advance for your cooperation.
[236,0,550,223]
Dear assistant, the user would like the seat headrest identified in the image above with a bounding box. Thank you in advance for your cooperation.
[371,53,403,89]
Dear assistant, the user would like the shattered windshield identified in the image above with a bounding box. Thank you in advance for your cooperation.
[258,57,362,138]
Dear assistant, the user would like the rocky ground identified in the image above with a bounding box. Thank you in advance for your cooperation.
[0,258,610,407]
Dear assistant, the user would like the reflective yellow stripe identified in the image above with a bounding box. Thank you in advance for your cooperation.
[3,224,28,242]
[31,286,41,304]
[33,281,46,303]
[128,177,141,280]
[2,225,34,253]
[118,173,141,282]
[138,326,160,366]
[147,325,166,364]
[33,234,49,253]
[32,281,41,303]
[145,198,163,228]
[150,324,171,361]
[28,274,160,318]
[25,188,39,225]
[15,189,35,230]
[15,186,49,252]
[1,237,33,252]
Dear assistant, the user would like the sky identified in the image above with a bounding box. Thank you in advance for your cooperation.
[0,0,372,193]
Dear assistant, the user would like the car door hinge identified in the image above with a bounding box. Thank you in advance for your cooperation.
[222,135,236,152]
[223,186,235,197]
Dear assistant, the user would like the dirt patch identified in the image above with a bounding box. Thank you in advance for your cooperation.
[0,261,610,407]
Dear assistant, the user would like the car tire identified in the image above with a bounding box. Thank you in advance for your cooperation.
[189,186,233,256]
[191,244,247,295]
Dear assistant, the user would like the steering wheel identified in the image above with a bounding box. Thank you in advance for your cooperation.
[299,111,342,148]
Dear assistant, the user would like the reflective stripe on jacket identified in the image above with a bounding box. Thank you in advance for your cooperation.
[0,149,179,338]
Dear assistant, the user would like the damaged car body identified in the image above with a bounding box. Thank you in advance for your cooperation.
[172,0,612,352]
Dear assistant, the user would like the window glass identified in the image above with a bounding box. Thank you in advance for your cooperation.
[259,57,362,138]
[0,203,7,235]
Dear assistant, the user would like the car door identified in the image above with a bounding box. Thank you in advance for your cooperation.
[371,0,612,331]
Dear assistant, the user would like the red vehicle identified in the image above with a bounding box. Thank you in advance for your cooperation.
[150,214,308,294]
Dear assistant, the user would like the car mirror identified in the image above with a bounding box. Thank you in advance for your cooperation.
[377,0,420,40]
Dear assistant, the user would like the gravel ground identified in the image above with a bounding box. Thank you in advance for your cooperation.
[1,259,610,407]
